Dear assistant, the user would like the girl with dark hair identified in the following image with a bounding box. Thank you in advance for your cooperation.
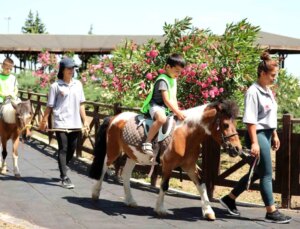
[220,52,292,224]
[39,57,88,189]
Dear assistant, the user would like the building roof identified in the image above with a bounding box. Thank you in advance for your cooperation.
[1,31,300,55]
[0,34,164,54]
[257,31,300,54]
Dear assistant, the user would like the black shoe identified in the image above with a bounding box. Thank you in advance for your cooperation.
[61,177,75,189]
[219,195,240,216]
[265,210,292,224]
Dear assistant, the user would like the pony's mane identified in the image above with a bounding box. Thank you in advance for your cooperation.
[207,100,239,119]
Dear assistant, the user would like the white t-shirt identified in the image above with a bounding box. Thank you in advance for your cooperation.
[243,82,277,130]
[47,79,85,129]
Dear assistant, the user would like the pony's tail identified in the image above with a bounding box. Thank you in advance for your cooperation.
[89,117,111,180]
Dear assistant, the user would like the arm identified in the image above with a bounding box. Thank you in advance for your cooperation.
[162,90,185,120]
[246,123,260,157]
[272,130,280,151]
[39,106,52,131]
[80,103,88,128]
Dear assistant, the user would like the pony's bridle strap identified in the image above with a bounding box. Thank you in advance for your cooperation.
[221,132,239,142]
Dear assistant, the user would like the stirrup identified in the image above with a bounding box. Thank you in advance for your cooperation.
[142,142,154,156]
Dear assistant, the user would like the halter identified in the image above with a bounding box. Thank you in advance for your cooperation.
[215,116,239,157]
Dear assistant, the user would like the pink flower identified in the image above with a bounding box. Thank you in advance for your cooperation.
[200,63,207,69]
[149,50,159,58]
[146,73,153,80]
[145,59,151,64]
[82,77,87,82]
[104,67,112,74]
[202,90,209,99]
[219,88,224,93]
[101,80,108,88]
[213,76,219,81]
[221,67,227,74]
[211,69,217,75]
[91,75,97,81]
[209,90,215,98]
[158,68,166,74]
[140,81,146,89]
[201,82,208,88]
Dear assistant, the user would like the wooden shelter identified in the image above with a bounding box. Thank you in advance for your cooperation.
[1,31,300,69]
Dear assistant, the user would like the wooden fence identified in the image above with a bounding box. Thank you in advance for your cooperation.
[19,90,300,208]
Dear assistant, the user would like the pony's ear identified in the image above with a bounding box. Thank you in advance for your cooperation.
[203,108,217,119]
[215,101,223,112]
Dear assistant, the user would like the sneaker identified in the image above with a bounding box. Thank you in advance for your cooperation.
[265,210,292,224]
[219,195,240,216]
[61,177,75,189]
[141,142,154,156]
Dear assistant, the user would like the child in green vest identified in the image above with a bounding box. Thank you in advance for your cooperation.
[0,57,18,104]
[141,53,186,156]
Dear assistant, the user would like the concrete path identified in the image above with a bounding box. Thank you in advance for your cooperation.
[0,138,299,229]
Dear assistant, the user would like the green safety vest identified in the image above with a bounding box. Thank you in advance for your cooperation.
[141,74,177,114]
[0,73,18,103]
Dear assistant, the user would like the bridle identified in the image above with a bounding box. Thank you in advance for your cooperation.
[215,116,240,156]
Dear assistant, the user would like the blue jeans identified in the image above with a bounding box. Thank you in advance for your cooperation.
[231,129,274,206]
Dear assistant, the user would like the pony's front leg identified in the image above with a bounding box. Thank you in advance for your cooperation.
[12,137,20,178]
[92,157,108,200]
[185,168,215,220]
[122,158,137,207]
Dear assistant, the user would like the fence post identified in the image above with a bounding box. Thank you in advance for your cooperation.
[281,114,292,208]
[113,103,122,115]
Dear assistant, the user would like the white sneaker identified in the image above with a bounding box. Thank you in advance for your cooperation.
[141,142,154,156]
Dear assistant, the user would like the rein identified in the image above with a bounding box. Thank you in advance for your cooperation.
[46,128,83,133]
[19,124,32,132]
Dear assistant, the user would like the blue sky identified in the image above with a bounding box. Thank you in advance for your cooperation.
[1,0,300,77]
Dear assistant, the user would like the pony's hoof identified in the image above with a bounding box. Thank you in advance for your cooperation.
[1,167,7,174]
[125,201,138,207]
[91,193,99,200]
[204,213,216,221]
[15,173,21,179]
[155,209,168,216]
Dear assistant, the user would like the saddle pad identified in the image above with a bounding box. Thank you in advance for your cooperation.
[122,115,147,147]
[122,114,176,148]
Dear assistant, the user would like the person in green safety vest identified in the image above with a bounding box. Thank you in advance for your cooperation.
[0,57,18,105]
[140,53,186,156]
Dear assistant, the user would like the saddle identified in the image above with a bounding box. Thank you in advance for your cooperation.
[122,114,176,148]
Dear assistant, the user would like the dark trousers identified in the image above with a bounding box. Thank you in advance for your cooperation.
[55,131,80,179]
[231,129,274,206]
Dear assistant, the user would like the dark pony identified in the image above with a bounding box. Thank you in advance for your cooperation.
[90,100,242,220]
[0,99,32,177]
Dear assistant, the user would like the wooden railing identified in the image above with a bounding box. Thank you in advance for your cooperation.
[19,90,300,208]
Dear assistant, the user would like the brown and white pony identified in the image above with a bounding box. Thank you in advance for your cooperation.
[89,100,242,220]
[0,99,32,177]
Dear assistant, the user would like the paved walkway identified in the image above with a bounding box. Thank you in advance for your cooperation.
[0,138,299,229]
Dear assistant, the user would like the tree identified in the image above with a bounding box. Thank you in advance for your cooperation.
[22,10,47,34]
